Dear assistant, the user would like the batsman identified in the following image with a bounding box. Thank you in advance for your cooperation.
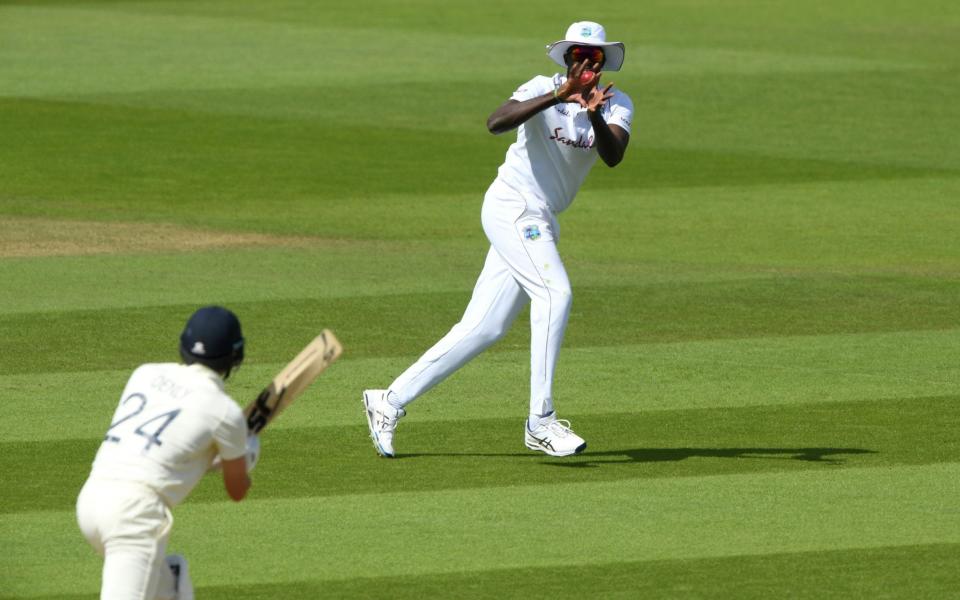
[364,21,632,458]
[76,306,258,599]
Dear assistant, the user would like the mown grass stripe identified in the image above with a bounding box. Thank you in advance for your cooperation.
[2,275,958,375]
[6,327,958,444]
[2,107,956,235]
[6,395,956,514]
[173,542,960,599]
[26,542,959,600]
[5,463,960,596]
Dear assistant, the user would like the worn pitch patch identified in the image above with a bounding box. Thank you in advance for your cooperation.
[0,217,320,258]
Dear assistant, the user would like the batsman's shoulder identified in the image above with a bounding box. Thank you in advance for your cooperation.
[127,361,165,381]
[212,390,247,435]
[133,361,166,372]
[223,394,246,420]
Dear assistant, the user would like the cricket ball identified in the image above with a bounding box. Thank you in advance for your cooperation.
[580,70,596,85]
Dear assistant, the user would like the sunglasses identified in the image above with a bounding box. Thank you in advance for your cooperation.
[568,46,605,66]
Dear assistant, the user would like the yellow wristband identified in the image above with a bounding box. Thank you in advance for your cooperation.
[553,88,560,102]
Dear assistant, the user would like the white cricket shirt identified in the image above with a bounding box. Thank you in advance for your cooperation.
[495,74,633,214]
[88,363,247,506]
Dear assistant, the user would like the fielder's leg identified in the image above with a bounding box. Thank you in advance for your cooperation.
[389,245,527,405]
[483,196,572,423]
[367,249,525,457]
[479,190,585,455]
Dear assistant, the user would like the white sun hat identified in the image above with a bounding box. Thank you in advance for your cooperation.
[546,21,625,72]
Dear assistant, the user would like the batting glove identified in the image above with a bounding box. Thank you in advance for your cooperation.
[245,433,261,473]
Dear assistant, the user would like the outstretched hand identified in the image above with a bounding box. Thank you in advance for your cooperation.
[556,59,604,106]
[584,82,615,114]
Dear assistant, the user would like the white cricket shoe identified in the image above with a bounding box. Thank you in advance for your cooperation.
[165,554,194,600]
[525,415,586,457]
[363,389,405,458]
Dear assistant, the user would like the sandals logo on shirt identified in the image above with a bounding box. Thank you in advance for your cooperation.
[523,225,542,241]
[550,127,594,150]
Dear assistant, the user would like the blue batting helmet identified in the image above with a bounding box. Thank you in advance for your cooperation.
[179,306,245,378]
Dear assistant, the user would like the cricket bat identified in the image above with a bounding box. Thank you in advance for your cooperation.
[245,329,342,433]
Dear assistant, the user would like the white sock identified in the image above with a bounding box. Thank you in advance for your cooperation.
[386,390,405,412]
[528,411,555,430]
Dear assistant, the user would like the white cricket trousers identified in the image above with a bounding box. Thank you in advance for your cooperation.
[390,179,572,418]
[76,478,179,600]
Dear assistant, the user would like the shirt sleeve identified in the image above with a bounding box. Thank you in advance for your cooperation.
[213,398,247,461]
[510,75,553,102]
[605,90,634,135]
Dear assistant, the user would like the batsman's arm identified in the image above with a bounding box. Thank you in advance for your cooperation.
[222,457,251,501]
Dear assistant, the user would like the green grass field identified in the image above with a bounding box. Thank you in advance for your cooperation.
[2,1,960,597]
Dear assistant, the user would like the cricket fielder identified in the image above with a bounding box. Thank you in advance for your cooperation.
[364,21,632,457]
[77,306,259,599]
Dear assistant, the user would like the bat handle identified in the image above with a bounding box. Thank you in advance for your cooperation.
[247,389,274,433]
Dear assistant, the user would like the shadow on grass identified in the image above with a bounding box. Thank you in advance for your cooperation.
[544,446,877,468]
[398,447,877,467]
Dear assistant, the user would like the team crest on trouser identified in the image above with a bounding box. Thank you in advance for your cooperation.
[523,225,542,241]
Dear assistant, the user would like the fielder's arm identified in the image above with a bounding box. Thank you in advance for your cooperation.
[487,97,555,134]
[588,111,629,167]
[487,60,598,134]
[584,80,629,167]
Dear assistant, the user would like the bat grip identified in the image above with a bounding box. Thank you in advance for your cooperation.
[247,388,275,433]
